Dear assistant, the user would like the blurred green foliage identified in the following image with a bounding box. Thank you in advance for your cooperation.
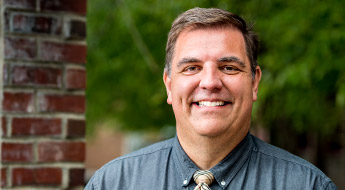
[87,0,345,135]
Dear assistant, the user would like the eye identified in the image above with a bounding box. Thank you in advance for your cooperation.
[220,66,240,74]
[182,66,201,74]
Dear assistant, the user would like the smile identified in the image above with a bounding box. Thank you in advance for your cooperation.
[197,101,225,107]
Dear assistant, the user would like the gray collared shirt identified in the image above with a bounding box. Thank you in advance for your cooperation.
[85,133,337,190]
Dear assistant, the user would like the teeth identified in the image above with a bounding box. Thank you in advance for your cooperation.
[198,101,225,107]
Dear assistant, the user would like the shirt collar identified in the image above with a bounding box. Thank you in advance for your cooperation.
[172,136,198,187]
[172,133,254,189]
[210,133,253,189]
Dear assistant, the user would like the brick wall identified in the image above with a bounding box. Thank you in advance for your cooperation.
[0,0,87,189]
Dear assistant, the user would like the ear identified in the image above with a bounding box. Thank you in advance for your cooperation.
[163,71,172,104]
[252,66,262,102]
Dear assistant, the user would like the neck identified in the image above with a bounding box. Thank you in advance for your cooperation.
[177,130,248,170]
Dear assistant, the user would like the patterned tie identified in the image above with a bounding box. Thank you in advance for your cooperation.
[193,170,215,190]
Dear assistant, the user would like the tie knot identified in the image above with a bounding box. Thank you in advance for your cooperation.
[193,170,214,186]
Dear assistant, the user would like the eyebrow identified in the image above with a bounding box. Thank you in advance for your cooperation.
[218,56,246,67]
[177,57,201,68]
[177,56,246,68]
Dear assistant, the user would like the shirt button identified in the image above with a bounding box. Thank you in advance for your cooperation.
[221,181,226,186]
[183,180,188,185]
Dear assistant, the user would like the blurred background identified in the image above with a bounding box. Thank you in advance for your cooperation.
[85,0,345,188]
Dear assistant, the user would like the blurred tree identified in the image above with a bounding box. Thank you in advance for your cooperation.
[87,0,344,135]
[87,0,218,133]
[248,0,345,172]
[87,0,345,186]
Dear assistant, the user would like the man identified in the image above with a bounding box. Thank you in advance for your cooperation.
[85,7,336,190]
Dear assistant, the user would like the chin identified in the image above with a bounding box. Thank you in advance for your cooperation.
[193,122,229,138]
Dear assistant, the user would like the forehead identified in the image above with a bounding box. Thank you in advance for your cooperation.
[172,27,248,65]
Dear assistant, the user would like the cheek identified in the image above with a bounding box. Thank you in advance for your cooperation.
[171,77,199,103]
[226,77,253,98]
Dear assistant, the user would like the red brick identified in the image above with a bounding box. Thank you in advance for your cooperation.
[2,92,34,112]
[38,142,85,162]
[4,0,36,10]
[12,118,61,136]
[11,13,62,35]
[66,68,86,89]
[67,119,85,137]
[2,117,7,137]
[1,168,6,187]
[39,94,85,113]
[1,143,33,162]
[5,37,36,60]
[12,168,62,186]
[36,168,62,184]
[39,41,86,63]
[12,168,34,185]
[69,168,84,187]
[11,66,62,87]
[40,0,86,15]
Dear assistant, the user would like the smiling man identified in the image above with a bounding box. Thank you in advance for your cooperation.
[163,26,261,171]
[85,8,336,190]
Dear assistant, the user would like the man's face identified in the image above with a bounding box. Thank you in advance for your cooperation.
[164,27,261,139]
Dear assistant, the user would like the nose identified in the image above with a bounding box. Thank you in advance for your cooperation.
[199,63,222,91]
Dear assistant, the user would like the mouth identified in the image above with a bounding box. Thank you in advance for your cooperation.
[194,101,230,107]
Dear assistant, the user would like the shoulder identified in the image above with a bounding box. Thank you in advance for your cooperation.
[85,138,175,190]
[250,135,316,168]
[99,137,173,172]
[115,137,174,160]
[250,135,336,189]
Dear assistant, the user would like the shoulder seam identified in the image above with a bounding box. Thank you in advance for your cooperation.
[253,148,327,178]
[117,146,172,161]
[320,179,335,190]
[101,145,173,168]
